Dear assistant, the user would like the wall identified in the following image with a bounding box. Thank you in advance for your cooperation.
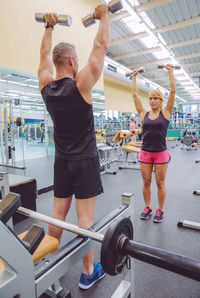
[104,77,150,113]
[0,0,104,90]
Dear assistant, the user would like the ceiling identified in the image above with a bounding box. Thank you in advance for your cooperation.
[0,0,200,111]
[106,0,200,104]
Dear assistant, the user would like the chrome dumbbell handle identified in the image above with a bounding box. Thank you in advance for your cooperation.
[35,12,72,27]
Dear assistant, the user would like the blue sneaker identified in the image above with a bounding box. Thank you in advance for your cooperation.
[79,263,106,289]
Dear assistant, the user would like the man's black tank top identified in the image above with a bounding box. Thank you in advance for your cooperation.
[41,77,97,160]
[141,111,169,152]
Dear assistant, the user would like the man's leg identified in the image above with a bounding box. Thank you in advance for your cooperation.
[48,196,72,242]
[75,196,96,275]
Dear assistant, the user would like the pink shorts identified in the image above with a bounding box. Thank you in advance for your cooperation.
[138,149,171,164]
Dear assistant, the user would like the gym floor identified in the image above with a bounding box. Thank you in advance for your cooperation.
[14,142,200,298]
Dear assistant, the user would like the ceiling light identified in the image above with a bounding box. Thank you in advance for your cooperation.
[154,50,170,60]
[157,34,167,45]
[127,0,139,5]
[140,36,158,48]
[139,11,155,29]
[176,76,189,81]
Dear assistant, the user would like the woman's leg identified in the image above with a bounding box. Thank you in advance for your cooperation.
[140,162,153,207]
[154,163,168,210]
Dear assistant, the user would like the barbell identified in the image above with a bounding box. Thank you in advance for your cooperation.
[16,202,200,280]
[35,12,72,27]
[82,0,123,28]
[2,192,200,281]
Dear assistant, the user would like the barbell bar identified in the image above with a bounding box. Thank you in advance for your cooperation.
[35,12,72,27]
[17,206,200,281]
[82,0,123,27]
[18,206,104,243]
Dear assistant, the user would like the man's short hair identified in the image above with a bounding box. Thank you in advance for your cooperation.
[52,42,76,66]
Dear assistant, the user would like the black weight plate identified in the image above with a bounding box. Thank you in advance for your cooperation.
[101,217,133,276]
[182,136,193,146]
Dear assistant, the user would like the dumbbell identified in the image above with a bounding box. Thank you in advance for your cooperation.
[158,64,181,70]
[35,12,72,27]
[82,0,123,28]
[125,68,145,78]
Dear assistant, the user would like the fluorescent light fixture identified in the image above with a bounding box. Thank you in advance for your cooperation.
[139,11,155,29]
[157,33,167,45]
[125,20,146,34]
[7,93,20,97]
[154,50,170,60]
[21,96,31,99]
[140,35,158,48]
[184,86,198,90]
[9,90,41,97]
[23,79,39,83]
[179,81,194,86]
[122,13,146,34]
[0,79,39,89]
[175,76,189,81]
[127,0,139,5]
[174,70,184,75]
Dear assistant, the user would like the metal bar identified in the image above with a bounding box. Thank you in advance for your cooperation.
[17,207,104,243]
[44,106,48,157]
[9,101,15,164]
[123,239,200,282]
[0,103,5,164]
[0,163,26,170]
[35,203,129,281]
[3,102,9,163]
[178,219,200,230]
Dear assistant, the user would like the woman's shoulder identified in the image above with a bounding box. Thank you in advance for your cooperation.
[161,109,170,121]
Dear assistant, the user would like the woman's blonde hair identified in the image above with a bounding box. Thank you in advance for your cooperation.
[149,89,163,109]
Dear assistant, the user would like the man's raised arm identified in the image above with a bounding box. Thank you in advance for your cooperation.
[76,4,110,104]
[38,13,58,92]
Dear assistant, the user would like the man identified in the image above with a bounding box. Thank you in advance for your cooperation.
[38,4,109,289]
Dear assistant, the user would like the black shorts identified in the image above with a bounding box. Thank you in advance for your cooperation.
[54,155,103,199]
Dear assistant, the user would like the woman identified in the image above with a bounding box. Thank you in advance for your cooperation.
[130,117,136,142]
[132,64,175,223]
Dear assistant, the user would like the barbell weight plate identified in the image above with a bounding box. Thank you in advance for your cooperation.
[100,217,133,276]
[182,136,193,146]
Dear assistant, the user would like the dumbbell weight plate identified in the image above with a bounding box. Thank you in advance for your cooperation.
[101,217,133,276]
[109,0,123,13]
[58,15,72,26]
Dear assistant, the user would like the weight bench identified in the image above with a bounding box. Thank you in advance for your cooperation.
[119,146,140,170]
[113,130,131,142]
[0,192,134,298]
[128,141,142,147]
[0,233,59,269]
[18,232,59,263]
[166,137,178,149]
